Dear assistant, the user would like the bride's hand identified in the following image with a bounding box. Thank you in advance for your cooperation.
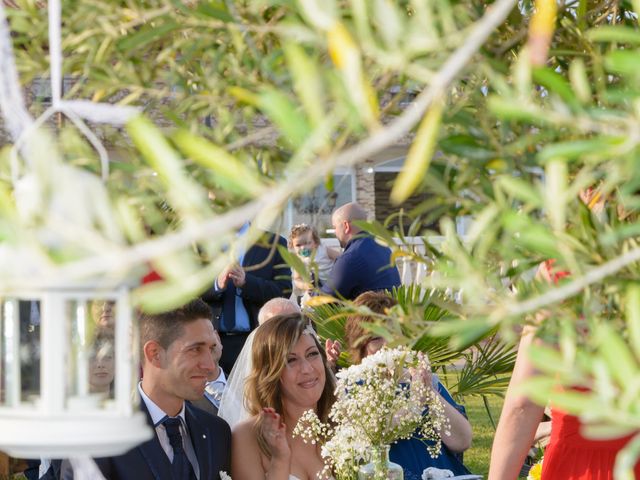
[261,408,291,461]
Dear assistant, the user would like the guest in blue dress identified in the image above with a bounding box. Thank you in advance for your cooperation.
[343,291,473,480]
[389,378,471,479]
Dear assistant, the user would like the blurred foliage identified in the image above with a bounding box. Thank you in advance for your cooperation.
[3,0,640,472]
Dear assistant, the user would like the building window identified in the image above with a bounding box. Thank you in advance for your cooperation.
[286,169,355,237]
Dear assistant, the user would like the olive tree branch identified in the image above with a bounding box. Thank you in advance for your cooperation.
[0,0,517,287]
[494,246,640,320]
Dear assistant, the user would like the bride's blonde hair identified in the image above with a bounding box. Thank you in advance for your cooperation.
[244,313,335,457]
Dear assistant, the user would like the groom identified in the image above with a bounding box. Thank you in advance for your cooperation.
[94,299,231,479]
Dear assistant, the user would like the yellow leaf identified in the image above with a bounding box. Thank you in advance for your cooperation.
[390,98,444,204]
[390,250,410,264]
[485,158,508,171]
[172,130,266,197]
[528,0,557,65]
[327,23,358,69]
[305,295,339,307]
[92,89,106,103]
[327,22,378,128]
[228,86,259,106]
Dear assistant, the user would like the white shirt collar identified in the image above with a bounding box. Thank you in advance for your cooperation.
[137,382,186,427]
[210,367,226,385]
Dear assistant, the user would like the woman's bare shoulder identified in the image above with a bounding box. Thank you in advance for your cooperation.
[232,417,265,478]
[232,417,257,438]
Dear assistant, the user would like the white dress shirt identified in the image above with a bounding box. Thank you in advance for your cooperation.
[204,368,227,409]
[138,383,201,479]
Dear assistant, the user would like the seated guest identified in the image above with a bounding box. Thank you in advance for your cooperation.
[218,298,300,428]
[321,203,401,300]
[94,299,231,479]
[231,313,336,480]
[343,291,473,480]
[288,223,340,302]
[201,227,290,374]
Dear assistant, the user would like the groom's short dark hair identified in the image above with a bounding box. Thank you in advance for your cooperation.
[139,299,212,351]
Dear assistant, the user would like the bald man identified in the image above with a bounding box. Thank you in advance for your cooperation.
[321,202,401,300]
[257,297,300,324]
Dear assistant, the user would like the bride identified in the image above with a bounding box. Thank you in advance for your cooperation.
[231,313,336,480]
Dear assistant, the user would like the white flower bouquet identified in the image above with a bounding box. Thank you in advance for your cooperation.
[294,346,449,480]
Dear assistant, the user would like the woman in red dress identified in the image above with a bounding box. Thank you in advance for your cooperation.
[541,408,640,479]
[489,254,640,479]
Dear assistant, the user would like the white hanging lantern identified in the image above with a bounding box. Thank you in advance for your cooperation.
[0,282,152,458]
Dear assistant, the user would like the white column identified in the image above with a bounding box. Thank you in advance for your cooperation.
[3,299,20,407]
[41,293,66,414]
[114,288,134,415]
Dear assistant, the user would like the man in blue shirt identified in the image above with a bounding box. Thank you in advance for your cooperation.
[321,202,401,300]
[201,228,290,373]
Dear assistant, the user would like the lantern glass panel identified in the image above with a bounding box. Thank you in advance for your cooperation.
[65,299,117,409]
[0,298,41,407]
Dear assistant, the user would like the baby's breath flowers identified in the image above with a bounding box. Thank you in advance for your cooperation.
[294,347,449,479]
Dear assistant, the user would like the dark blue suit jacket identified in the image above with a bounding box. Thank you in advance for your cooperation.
[321,234,401,300]
[94,401,231,480]
[201,232,290,331]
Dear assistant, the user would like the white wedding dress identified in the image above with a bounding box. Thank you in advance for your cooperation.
[218,330,255,427]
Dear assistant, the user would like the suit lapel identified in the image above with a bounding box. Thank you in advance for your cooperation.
[191,396,219,416]
[242,232,270,269]
[138,402,173,480]
[241,243,259,269]
[186,403,213,480]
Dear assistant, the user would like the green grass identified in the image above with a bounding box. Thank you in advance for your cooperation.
[461,395,504,478]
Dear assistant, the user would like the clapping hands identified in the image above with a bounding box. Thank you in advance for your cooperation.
[325,339,341,371]
[260,408,291,461]
[217,262,246,289]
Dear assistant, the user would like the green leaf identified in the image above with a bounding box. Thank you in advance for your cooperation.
[258,88,311,149]
[604,50,640,76]
[488,96,550,125]
[466,204,500,247]
[196,1,233,22]
[283,43,325,128]
[569,59,591,103]
[527,344,571,376]
[626,284,640,360]
[362,322,395,342]
[516,377,579,409]
[439,134,495,161]
[277,245,311,283]
[597,323,638,389]
[136,259,228,312]
[390,98,443,204]
[533,67,580,110]
[373,0,403,50]
[502,211,560,258]
[126,115,211,218]
[355,220,396,247]
[172,130,266,197]
[587,26,640,45]
[117,20,179,52]
[545,159,567,232]
[429,318,494,350]
[497,176,542,207]
[546,389,599,414]
[537,137,624,163]
[115,198,145,243]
